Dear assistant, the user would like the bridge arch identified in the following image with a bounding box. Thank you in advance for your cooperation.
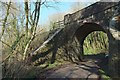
[73,23,110,60]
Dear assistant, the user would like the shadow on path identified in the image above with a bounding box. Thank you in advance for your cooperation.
[38,53,109,79]
[84,53,109,76]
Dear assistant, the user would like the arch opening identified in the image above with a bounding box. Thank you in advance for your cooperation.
[74,23,109,60]
[83,31,108,55]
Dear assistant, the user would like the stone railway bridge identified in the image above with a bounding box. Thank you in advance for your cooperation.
[31,2,120,78]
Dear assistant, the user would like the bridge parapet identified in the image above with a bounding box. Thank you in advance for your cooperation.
[64,2,119,25]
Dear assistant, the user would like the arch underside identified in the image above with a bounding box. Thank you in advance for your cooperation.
[74,23,108,60]
[75,23,107,44]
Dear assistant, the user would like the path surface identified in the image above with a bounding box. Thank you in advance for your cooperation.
[39,54,108,79]
[46,61,101,79]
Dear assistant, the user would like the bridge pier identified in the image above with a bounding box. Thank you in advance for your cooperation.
[109,39,120,78]
[109,2,120,77]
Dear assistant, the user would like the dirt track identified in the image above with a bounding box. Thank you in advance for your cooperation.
[38,54,109,79]
[46,61,101,79]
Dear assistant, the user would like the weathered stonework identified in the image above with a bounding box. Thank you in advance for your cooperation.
[63,2,120,78]
[109,2,120,77]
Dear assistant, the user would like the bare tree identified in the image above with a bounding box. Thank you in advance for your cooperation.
[1,1,11,39]
[23,0,60,60]
[23,1,42,60]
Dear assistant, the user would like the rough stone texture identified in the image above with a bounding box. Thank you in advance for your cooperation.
[108,2,120,77]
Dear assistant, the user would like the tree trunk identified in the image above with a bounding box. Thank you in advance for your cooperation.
[24,0,29,35]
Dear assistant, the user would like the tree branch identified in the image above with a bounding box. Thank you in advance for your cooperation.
[1,1,11,39]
